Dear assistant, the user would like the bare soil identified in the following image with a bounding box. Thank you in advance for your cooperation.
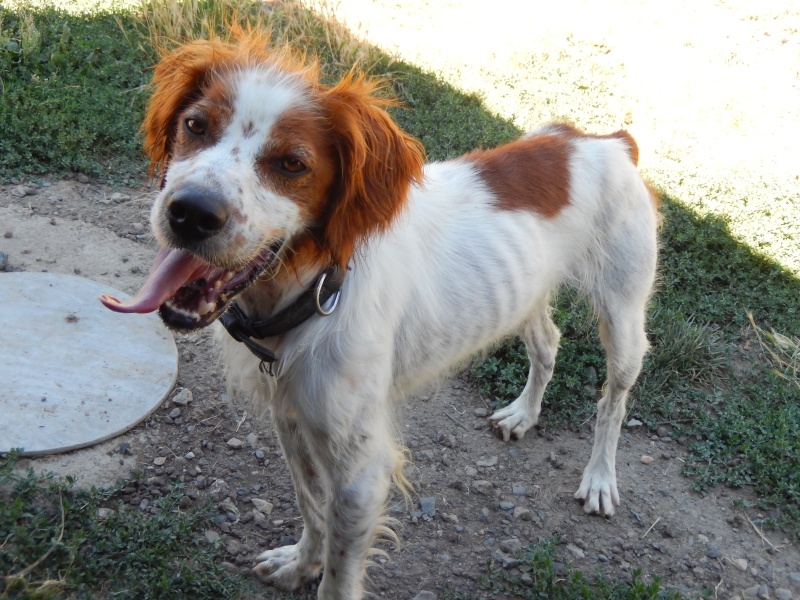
[2,176,798,600]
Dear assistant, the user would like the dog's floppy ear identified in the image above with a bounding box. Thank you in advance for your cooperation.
[321,73,425,267]
[142,41,225,180]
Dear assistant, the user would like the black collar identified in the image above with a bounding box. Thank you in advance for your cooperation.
[219,264,345,374]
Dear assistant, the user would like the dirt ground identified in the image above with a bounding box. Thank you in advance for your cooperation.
[2,175,798,599]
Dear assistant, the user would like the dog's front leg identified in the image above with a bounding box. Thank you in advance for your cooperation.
[314,408,397,599]
[253,416,325,589]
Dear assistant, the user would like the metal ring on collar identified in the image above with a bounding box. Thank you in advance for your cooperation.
[314,272,341,316]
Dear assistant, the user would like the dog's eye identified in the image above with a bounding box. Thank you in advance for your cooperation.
[279,157,307,175]
[184,118,206,136]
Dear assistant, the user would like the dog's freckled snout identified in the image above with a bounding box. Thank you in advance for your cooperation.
[166,187,229,242]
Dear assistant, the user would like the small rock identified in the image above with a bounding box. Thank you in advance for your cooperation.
[185,451,195,460]
[172,388,193,406]
[492,549,522,569]
[758,584,770,599]
[511,483,527,496]
[412,592,436,600]
[696,534,710,544]
[473,407,489,417]
[513,506,532,521]
[208,479,229,499]
[656,426,670,438]
[4,231,13,238]
[227,437,244,449]
[204,530,221,544]
[732,558,748,571]
[498,501,515,511]
[442,513,459,524]
[254,449,266,459]
[153,456,166,466]
[743,585,761,599]
[419,496,436,517]
[11,185,28,197]
[640,455,654,465]
[500,538,522,554]
[521,573,534,586]
[566,543,586,559]
[252,498,273,515]
[775,589,792,600]
[77,173,90,183]
[448,480,468,492]
[110,192,131,202]
[169,407,181,419]
[472,480,494,495]
[464,466,478,477]
[789,572,800,589]
[626,418,643,427]
[706,545,722,559]
[0,252,8,270]
[476,456,498,467]
[97,507,115,519]
[417,449,435,461]
[220,561,237,574]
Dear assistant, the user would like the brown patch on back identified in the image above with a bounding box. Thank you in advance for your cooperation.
[544,123,639,165]
[471,135,571,218]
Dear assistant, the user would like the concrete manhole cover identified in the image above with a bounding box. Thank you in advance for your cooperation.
[0,272,178,456]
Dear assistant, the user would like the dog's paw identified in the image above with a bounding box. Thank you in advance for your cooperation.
[489,399,537,442]
[574,468,620,516]
[252,544,322,590]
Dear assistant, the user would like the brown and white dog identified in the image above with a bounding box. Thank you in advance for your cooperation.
[101,33,658,599]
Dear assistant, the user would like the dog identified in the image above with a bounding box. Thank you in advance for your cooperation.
[101,33,658,599]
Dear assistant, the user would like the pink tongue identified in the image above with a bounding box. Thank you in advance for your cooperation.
[99,248,211,314]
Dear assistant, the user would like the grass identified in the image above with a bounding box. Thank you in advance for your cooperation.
[0,451,247,599]
[444,538,683,600]
[0,1,156,184]
[1,0,799,595]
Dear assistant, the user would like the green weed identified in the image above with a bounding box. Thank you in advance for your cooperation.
[0,451,245,599]
[445,538,682,599]
[0,2,156,183]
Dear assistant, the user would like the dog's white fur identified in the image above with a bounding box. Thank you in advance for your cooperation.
[144,39,658,600]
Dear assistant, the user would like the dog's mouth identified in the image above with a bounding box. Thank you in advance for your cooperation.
[99,244,280,330]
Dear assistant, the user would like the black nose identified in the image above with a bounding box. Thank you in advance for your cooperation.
[166,188,229,242]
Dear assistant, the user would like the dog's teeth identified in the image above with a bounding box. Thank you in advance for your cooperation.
[222,271,235,282]
[198,301,214,316]
[214,280,223,290]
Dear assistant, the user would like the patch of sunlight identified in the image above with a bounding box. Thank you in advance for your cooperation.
[307,0,800,276]
[5,0,140,14]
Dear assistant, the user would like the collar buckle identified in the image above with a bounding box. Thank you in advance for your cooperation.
[218,263,346,375]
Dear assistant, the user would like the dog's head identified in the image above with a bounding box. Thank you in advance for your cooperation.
[101,33,424,330]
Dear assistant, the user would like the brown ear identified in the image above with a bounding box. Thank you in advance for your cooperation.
[142,41,229,179]
[321,73,425,267]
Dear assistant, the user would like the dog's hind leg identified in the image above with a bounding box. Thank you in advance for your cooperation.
[575,214,656,516]
[489,306,561,441]
[253,417,326,589]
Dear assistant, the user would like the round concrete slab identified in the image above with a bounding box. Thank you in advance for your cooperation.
[0,272,178,456]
